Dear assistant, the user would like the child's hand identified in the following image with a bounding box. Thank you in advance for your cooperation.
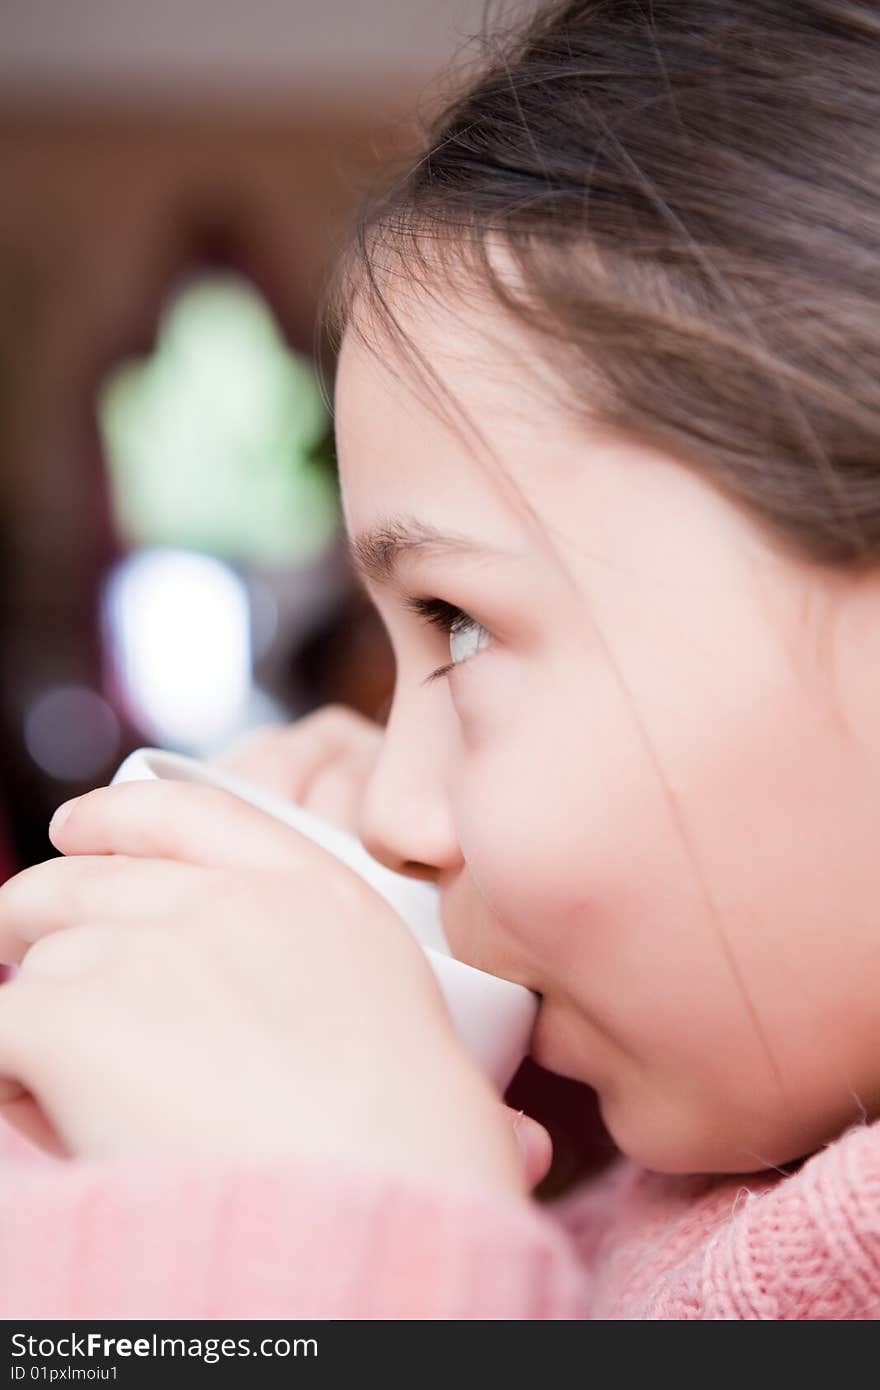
[0,781,530,1200]
[211,705,554,1189]
[208,704,384,835]
[215,700,553,1189]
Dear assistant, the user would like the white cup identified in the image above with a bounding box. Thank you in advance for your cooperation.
[111,747,538,1091]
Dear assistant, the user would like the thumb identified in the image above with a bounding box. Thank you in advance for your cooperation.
[506,1107,553,1189]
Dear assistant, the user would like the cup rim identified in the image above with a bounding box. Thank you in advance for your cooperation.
[115,747,539,1005]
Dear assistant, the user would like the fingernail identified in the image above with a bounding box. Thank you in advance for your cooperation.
[49,798,77,834]
[511,1109,527,1155]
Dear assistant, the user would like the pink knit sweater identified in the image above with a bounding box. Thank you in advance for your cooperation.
[0,1114,877,1318]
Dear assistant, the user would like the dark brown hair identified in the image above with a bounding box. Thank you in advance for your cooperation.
[320,0,880,569]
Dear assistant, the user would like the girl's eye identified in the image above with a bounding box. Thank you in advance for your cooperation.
[403,596,492,686]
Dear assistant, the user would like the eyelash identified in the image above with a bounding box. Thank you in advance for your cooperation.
[402,595,485,686]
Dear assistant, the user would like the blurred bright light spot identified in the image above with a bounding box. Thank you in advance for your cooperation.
[24,685,121,781]
[97,272,340,566]
[104,548,251,753]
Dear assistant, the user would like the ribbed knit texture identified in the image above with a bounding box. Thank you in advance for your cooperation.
[0,1116,877,1318]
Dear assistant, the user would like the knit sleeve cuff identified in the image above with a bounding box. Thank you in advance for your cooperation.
[0,1150,589,1319]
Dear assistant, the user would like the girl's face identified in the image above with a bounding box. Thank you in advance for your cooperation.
[333,288,880,1174]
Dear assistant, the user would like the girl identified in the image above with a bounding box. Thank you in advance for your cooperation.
[0,0,879,1318]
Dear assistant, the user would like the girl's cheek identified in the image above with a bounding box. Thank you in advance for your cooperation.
[451,646,594,902]
[455,747,558,911]
[446,675,495,754]
[448,649,527,744]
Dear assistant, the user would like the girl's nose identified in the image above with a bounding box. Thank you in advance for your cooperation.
[356,688,462,881]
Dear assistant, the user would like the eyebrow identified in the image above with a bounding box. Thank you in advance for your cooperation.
[347,516,519,589]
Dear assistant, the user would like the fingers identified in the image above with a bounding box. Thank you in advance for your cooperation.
[0,976,71,1156]
[297,760,369,835]
[0,854,204,964]
[208,725,307,800]
[507,1107,554,1189]
[0,1088,68,1157]
[47,779,347,878]
[289,705,382,808]
[209,706,383,815]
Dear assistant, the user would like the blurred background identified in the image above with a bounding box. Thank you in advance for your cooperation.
[0,0,610,1192]
[0,0,539,877]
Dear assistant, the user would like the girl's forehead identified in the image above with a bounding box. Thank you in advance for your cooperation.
[336,286,571,432]
[336,303,792,623]
[335,311,627,605]
[335,324,565,556]
[334,287,762,599]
